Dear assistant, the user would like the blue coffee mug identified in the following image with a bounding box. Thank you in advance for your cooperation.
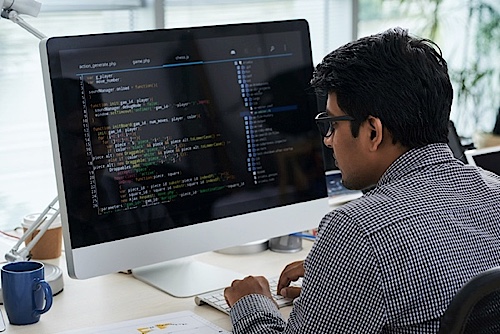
[1,261,53,325]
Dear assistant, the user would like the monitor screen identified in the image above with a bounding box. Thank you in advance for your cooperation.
[465,146,500,175]
[40,19,330,296]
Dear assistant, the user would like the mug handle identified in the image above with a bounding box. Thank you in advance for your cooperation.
[33,279,53,315]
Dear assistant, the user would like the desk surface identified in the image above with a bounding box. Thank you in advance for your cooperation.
[1,240,313,333]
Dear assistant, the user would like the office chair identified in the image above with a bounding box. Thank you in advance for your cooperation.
[438,266,500,334]
[447,120,469,163]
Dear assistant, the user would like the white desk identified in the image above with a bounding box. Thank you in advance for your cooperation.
[1,240,313,333]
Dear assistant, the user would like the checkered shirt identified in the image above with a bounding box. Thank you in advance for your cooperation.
[229,143,500,333]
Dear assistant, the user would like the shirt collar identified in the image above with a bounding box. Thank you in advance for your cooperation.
[376,143,457,188]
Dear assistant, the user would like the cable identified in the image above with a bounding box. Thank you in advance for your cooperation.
[291,232,316,241]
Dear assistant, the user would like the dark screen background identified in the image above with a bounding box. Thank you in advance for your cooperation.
[45,20,327,248]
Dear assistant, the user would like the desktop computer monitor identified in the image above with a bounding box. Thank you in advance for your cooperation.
[40,19,330,297]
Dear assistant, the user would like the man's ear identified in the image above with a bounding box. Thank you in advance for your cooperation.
[365,116,383,151]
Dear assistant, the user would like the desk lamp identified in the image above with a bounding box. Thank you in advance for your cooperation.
[0,0,45,38]
[0,0,63,302]
[3,197,64,300]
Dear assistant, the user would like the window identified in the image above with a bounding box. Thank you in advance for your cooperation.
[358,0,500,139]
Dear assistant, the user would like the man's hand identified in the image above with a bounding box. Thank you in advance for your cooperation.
[224,276,274,307]
[277,260,304,299]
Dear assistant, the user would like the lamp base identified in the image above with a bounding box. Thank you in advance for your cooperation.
[0,262,64,304]
[215,239,269,255]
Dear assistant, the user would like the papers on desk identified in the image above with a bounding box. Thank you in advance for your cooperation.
[57,310,230,334]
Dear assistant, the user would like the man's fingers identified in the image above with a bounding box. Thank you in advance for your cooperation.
[224,276,272,307]
[279,286,301,299]
[278,260,305,291]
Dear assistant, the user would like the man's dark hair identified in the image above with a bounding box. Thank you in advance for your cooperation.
[310,27,453,148]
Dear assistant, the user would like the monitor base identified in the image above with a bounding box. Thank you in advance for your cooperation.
[132,258,242,298]
[215,239,268,255]
[269,235,302,253]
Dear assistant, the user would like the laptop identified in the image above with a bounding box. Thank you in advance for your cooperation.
[465,145,500,175]
[325,170,362,206]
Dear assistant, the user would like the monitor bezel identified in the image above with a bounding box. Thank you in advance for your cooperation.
[40,20,331,281]
[464,145,500,166]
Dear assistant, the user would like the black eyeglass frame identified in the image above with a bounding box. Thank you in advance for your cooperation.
[315,111,355,138]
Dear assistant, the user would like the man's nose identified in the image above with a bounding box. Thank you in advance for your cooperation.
[323,136,333,148]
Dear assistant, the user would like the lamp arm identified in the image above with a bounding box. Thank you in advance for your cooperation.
[2,9,46,39]
[5,196,59,262]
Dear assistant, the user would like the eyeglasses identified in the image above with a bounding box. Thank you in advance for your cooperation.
[315,111,355,138]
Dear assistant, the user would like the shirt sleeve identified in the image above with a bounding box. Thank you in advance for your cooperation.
[229,210,387,333]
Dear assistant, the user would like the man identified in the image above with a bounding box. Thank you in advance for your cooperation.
[224,27,500,333]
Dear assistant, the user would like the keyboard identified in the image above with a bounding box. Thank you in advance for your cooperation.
[194,276,301,315]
